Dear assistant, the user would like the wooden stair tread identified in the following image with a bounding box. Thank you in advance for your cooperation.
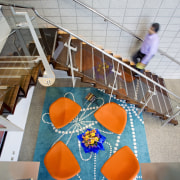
[54,33,70,66]
[39,28,58,56]
[31,62,42,83]
[105,50,113,55]
[122,59,130,63]
[57,33,70,43]
[56,47,68,66]
[158,78,168,96]
[0,85,20,113]
[0,57,37,62]
[113,55,122,60]
[130,61,135,66]
[4,85,19,111]
[82,44,94,79]
[71,38,82,70]
[0,69,32,75]
[0,62,35,68]
[152,75,169,115]
[158,78,174,115]
[0,75,31,96]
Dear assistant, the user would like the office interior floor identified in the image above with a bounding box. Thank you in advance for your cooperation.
[19,78,180,163]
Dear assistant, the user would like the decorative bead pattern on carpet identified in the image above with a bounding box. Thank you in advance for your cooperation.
[34,87,150,180]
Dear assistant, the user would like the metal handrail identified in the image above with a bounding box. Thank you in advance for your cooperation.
[73,0,180,66]
[0,2,180,100]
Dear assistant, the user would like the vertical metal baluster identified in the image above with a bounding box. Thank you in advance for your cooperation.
[130,70,136,99]
[138,91,156,115]
[92,48,95,79]
[121,66,128,96]
[157,77,170,116]
[139,77,146,103]
[112,59,118,89]
[144,73,155,109]
[149,74,163,114]
[80,42,82,72]
[109,63,119,103]
[102,54,107,85]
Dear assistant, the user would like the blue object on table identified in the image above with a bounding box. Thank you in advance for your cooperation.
[77,129,106,153]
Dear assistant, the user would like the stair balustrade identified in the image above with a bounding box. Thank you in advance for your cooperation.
[0,2,179,126]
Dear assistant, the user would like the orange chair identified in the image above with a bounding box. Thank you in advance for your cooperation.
[101,146,140,180]
[44,141,81,180]
[49,97,81,129]
[94,102,127,134]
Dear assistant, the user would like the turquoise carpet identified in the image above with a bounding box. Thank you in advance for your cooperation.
[34,87,150,180]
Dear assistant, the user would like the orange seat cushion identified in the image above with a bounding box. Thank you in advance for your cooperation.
[101,146,140,180]
[49,97,81,129]
[44,141,81,180]
[94,102,127,134]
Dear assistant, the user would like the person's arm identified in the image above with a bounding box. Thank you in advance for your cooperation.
[141,39,158,65]
[140,51,154,65]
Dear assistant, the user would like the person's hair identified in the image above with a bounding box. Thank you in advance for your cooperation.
[152,23,160,33]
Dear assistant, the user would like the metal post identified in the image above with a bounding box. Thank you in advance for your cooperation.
[138,90,156,116]
[80,42,82,73]
[102,54,107,85]
[10,7,55,86]
[92,48,95,79]
[109,63,119,103]
[64,35,77,87]
[162,108,180,127]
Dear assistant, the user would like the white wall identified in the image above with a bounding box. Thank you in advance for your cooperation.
[2,0,180,79]
[0,87,34,161]
[0,6,11,53]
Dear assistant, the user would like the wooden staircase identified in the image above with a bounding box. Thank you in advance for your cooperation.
[0,28,57,115]
[51,30,178,125]
[0,28,178,125]
[0,57,43,114]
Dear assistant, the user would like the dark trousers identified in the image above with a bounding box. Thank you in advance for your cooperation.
[132,50,146,73]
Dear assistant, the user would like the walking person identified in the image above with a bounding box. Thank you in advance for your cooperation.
[132,23,160,76]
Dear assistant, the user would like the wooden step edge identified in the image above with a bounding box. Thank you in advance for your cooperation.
[81,76,96,84]
[130,61,135,66]
[94,83,108,90]
[122,59,130,63]
[54,63,69,71]
[68,70,83,78]
[4,85,20,113]
[31,63,41,84]
[105,50,113,55]
[0,86,8,89]
[0,102,4,115]
[46,55,51,63]
[58,30,68,35]
[39,61,45,74]
[105,88,128,101]
[97,45,103,50]
[160,116,178,125]
[20,75,31,97]
[169,119,178,125]
[71,36,77,40]
[113,55,122,60]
